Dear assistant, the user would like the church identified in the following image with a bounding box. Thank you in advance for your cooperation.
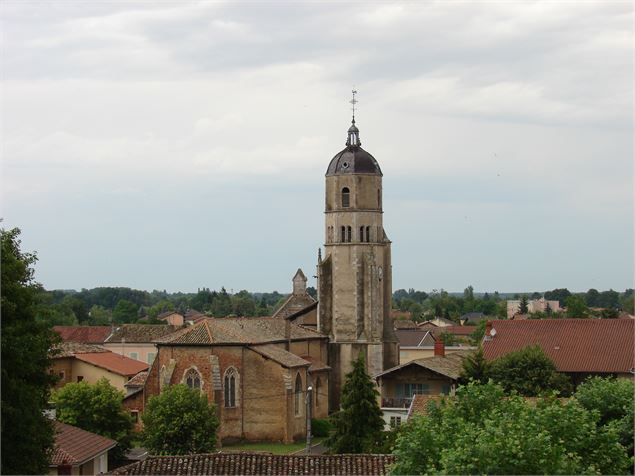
[128,103,398,442]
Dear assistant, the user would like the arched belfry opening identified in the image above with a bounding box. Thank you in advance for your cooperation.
[341,187,350,208]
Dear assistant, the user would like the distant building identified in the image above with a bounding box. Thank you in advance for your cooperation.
[53,326,112,345]
[482,319,635,384]
[396,329,472,364]
[459,312,486,326]
[506,297,560,318]
[103,324,180,364]
[157,311,184,326]
[50,342,149,392]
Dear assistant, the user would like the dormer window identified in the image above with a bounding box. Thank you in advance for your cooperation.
[341,187,350,208]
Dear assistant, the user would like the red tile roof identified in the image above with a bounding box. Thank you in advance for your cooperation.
[125,371,149,388]
[482,319,635,373]
[50,421,116,466]
[110,453,396,475]
[75,352,149,377]
[53,326,112,344]
[408,394,444,417]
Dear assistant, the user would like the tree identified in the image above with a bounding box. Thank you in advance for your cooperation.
[544,288,572,306]
[488,345,572,396]
[519,295,529,314]
[112,299,139,323]
[88,304,112,325]
[142,384,219,455]
[391,382,630,475]
[325,354,384,453]
[1,227,58,474]
[565,295,588,318]
[575,377,634,463]
[53,378,133,465]
[459,347,490,384]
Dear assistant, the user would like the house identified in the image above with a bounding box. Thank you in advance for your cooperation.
[50,342,149,392]
[482,319,635,384]
[157,311,184,326]
[272,269,318,328]
[53,326,112,345]
[459,312,486,326]
[374,343,471,429]
[123,371,148,430]
[397,329,472,364]
[139,317,330,443]
[422,317,455,327]
[110,453,396,476]
[103,324,180,364]
[507,297,561,318]
[431,325,476,342]
[393,319,418,330]
[49,420,116,475]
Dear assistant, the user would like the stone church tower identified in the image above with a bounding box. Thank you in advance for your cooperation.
[317,114,399,409]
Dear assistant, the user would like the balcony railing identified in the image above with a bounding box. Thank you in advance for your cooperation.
[381,397,413,408]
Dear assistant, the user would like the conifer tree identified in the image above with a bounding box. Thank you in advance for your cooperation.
[325,354,385,453]
[519,295,529,314]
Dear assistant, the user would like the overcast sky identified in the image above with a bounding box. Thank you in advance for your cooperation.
[1,1,633,294]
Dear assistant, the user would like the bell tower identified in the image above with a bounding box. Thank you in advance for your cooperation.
[317,92,398,409]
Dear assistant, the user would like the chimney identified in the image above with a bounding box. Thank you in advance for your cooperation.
[434,340,445,357]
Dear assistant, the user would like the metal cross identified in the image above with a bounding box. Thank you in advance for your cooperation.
[350,89,358,119]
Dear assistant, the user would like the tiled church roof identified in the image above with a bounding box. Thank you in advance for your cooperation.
[272,294,317,320]
[155,318,325,346]
[248,344,310,369]
[110,453,396,475]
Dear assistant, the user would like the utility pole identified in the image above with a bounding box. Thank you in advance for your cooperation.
[306,385,313,454]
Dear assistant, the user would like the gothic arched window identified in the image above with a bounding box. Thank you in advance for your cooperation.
[346,226,352,243]
[359,226,365,242]
[183,367,202,390]
[341,187,350,208]
[294,374,303,416]
[224,368,237,408]
[365,226,371,242]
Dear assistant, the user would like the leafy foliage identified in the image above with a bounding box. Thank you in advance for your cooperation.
[311,418,332,437]
[565,295,589,318]
[459,347,490,384]
[1,227,58,474]
[391,382,630,475]
[519,294,529,314]
[53,378,134,465]
[142,384,219,455]
[325,354,385,454]
[488,345,573,396]
[575,377,634,464]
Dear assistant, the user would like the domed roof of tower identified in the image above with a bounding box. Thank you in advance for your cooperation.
[326,119,383,177]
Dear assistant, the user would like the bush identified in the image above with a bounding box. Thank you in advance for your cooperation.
[311,418,332,437]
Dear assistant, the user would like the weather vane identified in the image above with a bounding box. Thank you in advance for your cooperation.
[350,89,358,121]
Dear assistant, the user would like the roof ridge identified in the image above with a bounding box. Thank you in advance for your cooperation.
[204,319,213,343]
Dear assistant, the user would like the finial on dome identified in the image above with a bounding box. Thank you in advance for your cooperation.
[346,89,361,147]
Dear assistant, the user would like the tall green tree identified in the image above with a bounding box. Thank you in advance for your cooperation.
[488,345,572,396]
[459,347,490,384]
[565,295,588,318]
[391,382,630,475]
[112,299,139,323]
[1,227,58,474]
[519,295,529,314]
[53,378,133,465]
[142,384,219,455]
[325,354,385,454]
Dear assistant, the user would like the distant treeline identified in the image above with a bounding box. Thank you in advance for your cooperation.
[392,287,634,322]
[35,284,632,327]
[35,286,317,327]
